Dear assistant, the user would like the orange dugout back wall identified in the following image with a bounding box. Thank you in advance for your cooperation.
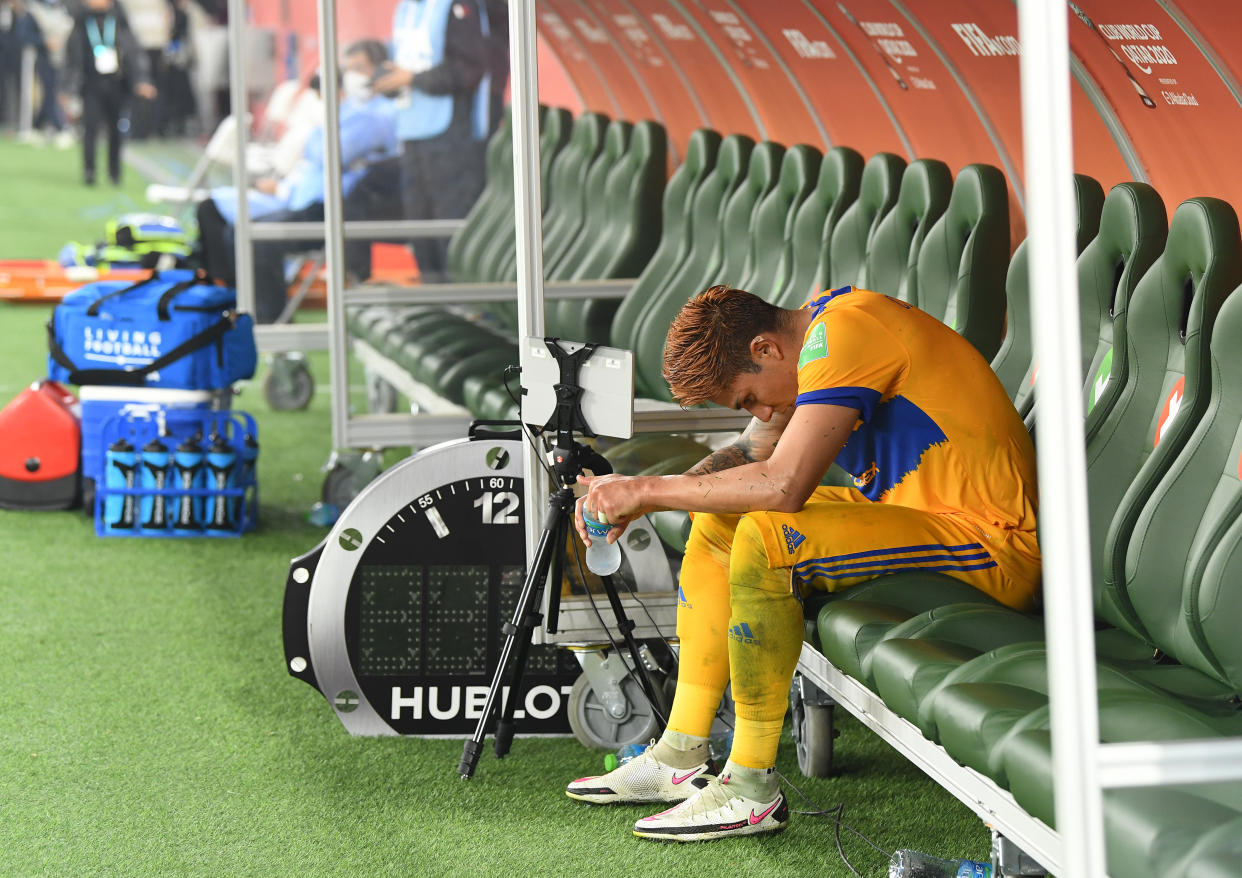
[246,0,1242,241]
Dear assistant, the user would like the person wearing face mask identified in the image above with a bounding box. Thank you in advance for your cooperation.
[194,41,399,323]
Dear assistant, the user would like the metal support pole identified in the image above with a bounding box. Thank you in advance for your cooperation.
[226,0,255,316]
[314,0,349,450]
[508,0,552,580]
[19,47,35,135]
[1017,1,1107,876]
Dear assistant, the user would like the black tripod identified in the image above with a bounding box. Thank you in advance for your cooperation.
[459,340,670,779]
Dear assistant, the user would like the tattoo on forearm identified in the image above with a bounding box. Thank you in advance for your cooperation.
[684,442,754,476]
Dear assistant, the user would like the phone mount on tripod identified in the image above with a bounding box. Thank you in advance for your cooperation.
[458,338,669,779]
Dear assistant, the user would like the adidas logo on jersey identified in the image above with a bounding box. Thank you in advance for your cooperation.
[729,622,760,645]
[782,524,805,554]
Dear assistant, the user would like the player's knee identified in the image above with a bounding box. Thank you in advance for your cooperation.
[685,511,740,561]
[729,516,788,596]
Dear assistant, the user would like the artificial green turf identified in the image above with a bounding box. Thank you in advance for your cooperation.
[0,139,993,878]
[0,137,162,260]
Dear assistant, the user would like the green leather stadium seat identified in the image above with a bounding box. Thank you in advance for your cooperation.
[629,135,757,399]
[867,198,1242,758]
[546,119,633,282]
[448,111,513,283]
[473,107,572,285]
[826,196,1241,712]
[462,120,668,410]
[862,158,952,303]
[1077,183,1169,433]
[772,146,863,308]
[612,129,722,354]
[737,144,821,294]
[991,174,1105,407]
[1009,182,1166,422]
[629,135,753,397]
[988,242,1032,406]
[525,112,609,286]
[555,120,668,343]
[711,141,785,289]
[915,163,1010,360]
[827,152,905,289]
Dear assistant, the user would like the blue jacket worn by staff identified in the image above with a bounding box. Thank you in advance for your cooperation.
[209,96,400,224]
[391,0,490,143]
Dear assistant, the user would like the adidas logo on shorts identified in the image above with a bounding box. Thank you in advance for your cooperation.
[782,524,805,554]
[729,622,759,645]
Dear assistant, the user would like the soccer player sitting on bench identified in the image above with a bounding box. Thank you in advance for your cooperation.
[565,284,1041,842]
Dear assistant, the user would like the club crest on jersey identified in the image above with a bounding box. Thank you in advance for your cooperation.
[853,462,879,489]
[678,586,693,609]
[798,322,828,368]
[782,523,805,553]
[729,622,760,645]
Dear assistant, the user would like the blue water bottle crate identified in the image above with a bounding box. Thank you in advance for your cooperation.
[95,407,258,538]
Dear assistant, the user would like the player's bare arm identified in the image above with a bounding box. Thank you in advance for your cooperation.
[578,402,860,542]
[683,409,791,476]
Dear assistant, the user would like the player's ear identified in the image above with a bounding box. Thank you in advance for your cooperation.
[749,334,783,361]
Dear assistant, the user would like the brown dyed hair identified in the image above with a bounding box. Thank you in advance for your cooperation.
[662,284,788,407]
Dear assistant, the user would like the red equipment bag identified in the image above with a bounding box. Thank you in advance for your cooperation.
[0,380,81,510]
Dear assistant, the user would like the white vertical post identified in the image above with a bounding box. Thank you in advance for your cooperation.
[509,0,551,569]
[227,0,255,316]
[314,0,348,449]
[1017,1,1107,875]
[19,46,35,134]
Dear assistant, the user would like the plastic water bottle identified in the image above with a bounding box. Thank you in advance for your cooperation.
[583,511,621,576]
[889,849,993,878]
[203,433,237,531]
[709,730,734,762]
[172,434,204,531]
[603,741,649,772]
[103,438,138,531]
[139,436,171,531]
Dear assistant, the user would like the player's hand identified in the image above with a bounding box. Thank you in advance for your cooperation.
[135,82,157,100]
[372,62,414,94]
[254,177,279,195]
[576,474,647,545]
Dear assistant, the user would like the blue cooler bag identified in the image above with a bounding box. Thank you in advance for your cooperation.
[47,270,257,390]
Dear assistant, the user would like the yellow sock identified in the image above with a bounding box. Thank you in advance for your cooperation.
[724,517,804,770]
[666,513,737,738]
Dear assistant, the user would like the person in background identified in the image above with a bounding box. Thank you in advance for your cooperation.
[61,0,155,184]
[374,0,494,283]
[23,0,73,143]
[120,0,168,139]
[195,41,399,324]
[0,0,23,129]
[157,0,197,136]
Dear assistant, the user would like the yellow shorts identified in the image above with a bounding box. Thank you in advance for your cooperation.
[692,486,1040,611]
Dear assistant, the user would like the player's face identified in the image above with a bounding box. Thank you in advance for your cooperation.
[715,356,798,422]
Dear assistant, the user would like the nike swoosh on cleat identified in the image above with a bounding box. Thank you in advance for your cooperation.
[749,799,781,825]
[670,769,699,785]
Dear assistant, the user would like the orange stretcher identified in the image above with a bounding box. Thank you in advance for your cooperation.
[0,261,154,304]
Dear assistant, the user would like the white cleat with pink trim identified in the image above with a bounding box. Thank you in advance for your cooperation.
[565,746,717,805]
[632,775,790,842]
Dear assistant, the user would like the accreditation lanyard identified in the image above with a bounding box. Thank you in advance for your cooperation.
[394,0,435,74]
[87,15,119,75]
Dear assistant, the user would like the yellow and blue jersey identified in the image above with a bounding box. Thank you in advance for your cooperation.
[794,286,1040,590]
